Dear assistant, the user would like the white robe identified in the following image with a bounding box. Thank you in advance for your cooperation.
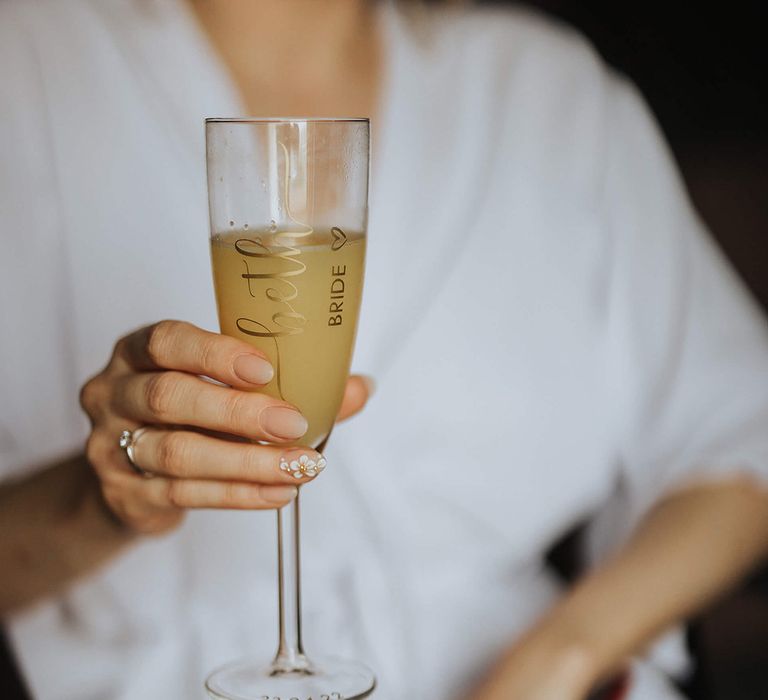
[1,1,767,698]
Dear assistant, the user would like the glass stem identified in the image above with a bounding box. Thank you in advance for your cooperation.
[271,489,312,674]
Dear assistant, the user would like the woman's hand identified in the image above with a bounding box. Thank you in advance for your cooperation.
[80,320,370,535]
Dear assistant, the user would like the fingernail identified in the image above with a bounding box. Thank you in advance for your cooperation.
[234,354,274,385]
[279,449,327,479]
[259,406,308,440]
[360,374,377,398]
[263,485,298,505]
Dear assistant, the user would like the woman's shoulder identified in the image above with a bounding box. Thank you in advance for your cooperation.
[429,4,594,52]
[388,1,623,149]
[397,2,609,85]
[386,3,630,204]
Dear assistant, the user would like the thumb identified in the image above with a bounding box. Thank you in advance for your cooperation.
[337,375,375,422]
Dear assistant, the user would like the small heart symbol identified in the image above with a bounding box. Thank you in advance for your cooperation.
[331,227,348,251]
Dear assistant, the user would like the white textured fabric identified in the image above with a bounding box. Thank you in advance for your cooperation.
[1,1,767,699]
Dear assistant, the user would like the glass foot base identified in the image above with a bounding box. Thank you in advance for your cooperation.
[206,656,376,700]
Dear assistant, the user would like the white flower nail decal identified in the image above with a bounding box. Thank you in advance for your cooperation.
[279,453,327,479]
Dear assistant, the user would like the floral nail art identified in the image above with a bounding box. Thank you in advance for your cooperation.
[279,453,327,479]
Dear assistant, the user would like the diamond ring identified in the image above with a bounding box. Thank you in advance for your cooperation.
[118,428,154,478]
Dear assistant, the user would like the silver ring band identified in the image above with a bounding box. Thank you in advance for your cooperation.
[118,428,154,478]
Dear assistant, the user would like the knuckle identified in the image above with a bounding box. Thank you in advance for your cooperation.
[144,323,166,366]
[85,433,109,470]
[79,380,94,412]
[165,479,183,508]
[112,335,130,364]
[224,481,248,507]
[84,433,99,463]
[113,335,128,356]
[240,448,263,480]
[157,432,188,475]
[144,372,179,419]
[79,377,104,415]
[220,391,249,430]
[146,320,185,366]
[198,335,220,376]
[165,479,185,509]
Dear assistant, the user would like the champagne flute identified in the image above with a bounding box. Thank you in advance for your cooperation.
[204,118,374,699]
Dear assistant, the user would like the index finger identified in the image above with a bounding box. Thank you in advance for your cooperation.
[119,320,274,389]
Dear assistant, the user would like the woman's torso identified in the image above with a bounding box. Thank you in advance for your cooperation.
[1,1,684,698]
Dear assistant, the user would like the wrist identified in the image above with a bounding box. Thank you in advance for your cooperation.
[531,605,631,695]
[534,634,598,697]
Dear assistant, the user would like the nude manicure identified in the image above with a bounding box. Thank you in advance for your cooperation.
[233,354,274,385]
[259,406,309,440]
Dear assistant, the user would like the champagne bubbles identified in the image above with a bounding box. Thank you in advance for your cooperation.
[269,219,277,233]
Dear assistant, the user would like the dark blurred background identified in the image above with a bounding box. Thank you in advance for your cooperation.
[2,2,766,699]
[499,1,767,698]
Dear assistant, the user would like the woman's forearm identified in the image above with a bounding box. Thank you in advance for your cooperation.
[0,455,136,616]
[474,476,768,699]
[535,476,768,687]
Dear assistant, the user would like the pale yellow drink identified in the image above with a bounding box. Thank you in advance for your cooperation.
[211,229,366,448]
